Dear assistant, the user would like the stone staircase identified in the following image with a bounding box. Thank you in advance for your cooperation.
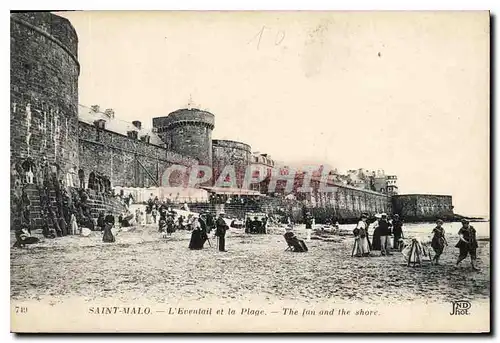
[11,183,128,229]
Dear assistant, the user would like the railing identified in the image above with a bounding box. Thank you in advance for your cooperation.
[135,156,159,187]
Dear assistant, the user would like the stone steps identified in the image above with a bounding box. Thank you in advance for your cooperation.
[12,183,127,229]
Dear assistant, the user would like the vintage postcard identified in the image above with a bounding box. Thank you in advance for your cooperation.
[10,10,490,333]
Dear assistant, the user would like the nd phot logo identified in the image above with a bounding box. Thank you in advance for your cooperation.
[450,300,471,316]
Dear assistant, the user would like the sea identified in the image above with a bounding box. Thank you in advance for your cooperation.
[336,220,490,240]
[403,221,490,239]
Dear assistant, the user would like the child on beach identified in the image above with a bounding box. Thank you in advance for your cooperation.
[431,219,447,265]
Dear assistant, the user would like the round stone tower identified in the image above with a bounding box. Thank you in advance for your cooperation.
[153,108,215,166]
[212,140,252,189]
[10,12,80,173]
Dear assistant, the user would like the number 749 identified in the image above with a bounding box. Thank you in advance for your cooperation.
[15,306,28,314]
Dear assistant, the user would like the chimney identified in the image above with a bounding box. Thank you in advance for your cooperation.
[94,119,106,130]
[132,121,142,130]
[127,131,138,140]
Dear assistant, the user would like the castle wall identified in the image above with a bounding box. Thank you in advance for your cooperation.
[305,182,392,222]
[78,122,198,188]
[10,12,79,174]
[392,194,454,221]
[212,139,251,189]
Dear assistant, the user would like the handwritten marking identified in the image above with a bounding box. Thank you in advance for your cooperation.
[248,25,267,50]
[275,30,286,46]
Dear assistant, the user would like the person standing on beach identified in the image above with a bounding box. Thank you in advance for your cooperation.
[455,219,479,271]
[78,168,85,189]
[215,212,229,252]
[97,211,105,232]
[305,212,313,242]
[431,219,447,265]
[102,211,116,243]
[378,213,392,256]
[392,214,404,251]
[151,206,158,224]
[353,213,370,257]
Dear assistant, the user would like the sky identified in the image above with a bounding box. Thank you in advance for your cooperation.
[57,11,490,217]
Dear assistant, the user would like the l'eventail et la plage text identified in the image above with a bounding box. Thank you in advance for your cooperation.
[88,306,379,317]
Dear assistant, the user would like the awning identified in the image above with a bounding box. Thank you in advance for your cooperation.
[200,186,264,196]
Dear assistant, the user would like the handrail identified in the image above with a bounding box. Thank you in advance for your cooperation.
[136,156,159,187]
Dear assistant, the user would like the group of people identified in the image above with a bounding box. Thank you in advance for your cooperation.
[244,216,268,234]
[187,211,229,252]
[352,212,480,270]
[12,157,78,243]
[96,211,117,243]
[10,155,128,247]
[352,213,405,257]
[431,218,479,270]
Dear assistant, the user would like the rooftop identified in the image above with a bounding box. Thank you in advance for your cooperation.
[78,104,165,146]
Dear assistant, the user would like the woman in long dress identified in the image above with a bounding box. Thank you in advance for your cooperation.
[102,221,115,243]
[371,217,382,251]
[188,216,207,250]
[431,219,447,265]
[70,213,79,235]
[353,214,370,257]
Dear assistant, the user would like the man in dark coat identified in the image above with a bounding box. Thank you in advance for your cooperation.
[215,212,229,252]
[58,216,68,236]
[103,176,111,194]
[78,168,85,189]
[391,214,404,250]
[20,190,31,226]
[88,172,96,191]
[97,212,106,231]
[205,212,215,234]
[159,205,167,222]
[166,214,175,235]
[48,207,62,237]
[40,211,55,238]
[305,212,313,230]
[378,214,392,256]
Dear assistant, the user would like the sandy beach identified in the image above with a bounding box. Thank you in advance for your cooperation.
[10,223,490,305]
